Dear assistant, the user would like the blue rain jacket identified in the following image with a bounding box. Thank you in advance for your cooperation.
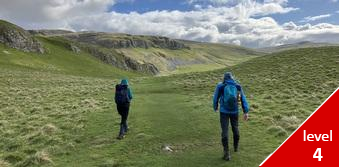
[213,79,249,114]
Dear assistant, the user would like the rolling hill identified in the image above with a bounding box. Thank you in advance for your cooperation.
[259,41,339,53]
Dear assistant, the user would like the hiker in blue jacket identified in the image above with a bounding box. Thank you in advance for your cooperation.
[115,79,133,140]
[213,72,249,161]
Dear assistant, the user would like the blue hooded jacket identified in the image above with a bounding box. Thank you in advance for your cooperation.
[120,79,133,102]
[213,73,249,114]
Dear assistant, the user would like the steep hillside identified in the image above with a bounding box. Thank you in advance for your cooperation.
[0,20,44,53]
[0,37,139,78]
[170,46,339,139]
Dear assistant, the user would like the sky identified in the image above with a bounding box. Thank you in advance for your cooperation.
[0,0,339,48]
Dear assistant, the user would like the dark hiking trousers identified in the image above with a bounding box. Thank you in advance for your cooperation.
[117,103,130,136]
[220,112,240,153]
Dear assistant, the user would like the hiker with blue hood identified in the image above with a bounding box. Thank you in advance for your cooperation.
[115,79,133,140]
[213,72,249,161]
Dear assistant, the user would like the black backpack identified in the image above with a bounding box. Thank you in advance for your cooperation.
[115,84,129,104]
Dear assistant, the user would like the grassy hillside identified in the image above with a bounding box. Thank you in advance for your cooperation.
[1,46,337,166]
[0,20,26,34]
[0,37,139,78]
[57,32,263,74]
[259,41,339,53]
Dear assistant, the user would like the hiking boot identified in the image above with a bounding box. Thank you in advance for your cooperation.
[116,135,124,140]
[222,151,231,161]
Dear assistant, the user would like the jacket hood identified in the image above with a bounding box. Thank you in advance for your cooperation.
[120,79,129,86]
[224,72,234,82]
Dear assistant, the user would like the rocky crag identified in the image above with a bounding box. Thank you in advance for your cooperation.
[61,32,192,75]
[0,20,44,53]
[63,32,189,50]
[82,45,159,74]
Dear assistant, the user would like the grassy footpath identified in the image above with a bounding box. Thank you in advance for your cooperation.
[1,46,338,166]
[53,77,280,167]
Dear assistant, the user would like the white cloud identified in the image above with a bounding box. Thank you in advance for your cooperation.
[301,14,332,23]
[264,0,288,5]
[187,0,231,6]
[188,0,289,6]
[331,0,338,2]
[0,0,339,48]
[0,0,115,26]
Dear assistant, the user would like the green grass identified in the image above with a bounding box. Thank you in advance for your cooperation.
[0,20,27,35]
[165,63,225,75]
[59,32,261,74]
[117,41,261,73]
[0,46,338,166]
[0,37,139,78]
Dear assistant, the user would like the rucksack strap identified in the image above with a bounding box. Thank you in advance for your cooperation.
[218,83,226,99]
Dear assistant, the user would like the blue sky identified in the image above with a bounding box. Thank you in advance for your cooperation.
[111,0,194,13]
[111,0,339,25]
[1,0,339,48]
[271,0,339,24]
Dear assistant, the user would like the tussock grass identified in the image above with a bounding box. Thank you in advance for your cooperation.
[41,124,58,135]
[31,151,53,165]
[267,126,288,137]
[0,159,11,167]
[0,68,117,166]
[0,46,338,166]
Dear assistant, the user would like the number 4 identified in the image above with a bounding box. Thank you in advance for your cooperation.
[313,148,323,161]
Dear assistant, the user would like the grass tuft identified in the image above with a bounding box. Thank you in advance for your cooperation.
[267,126,288,137]
[41,124,58,135]
[31,151,54,165]
[0,160,11,167]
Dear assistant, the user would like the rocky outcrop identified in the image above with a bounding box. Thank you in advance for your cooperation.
[149,36,187,49]
[125,56,159,75]
[0,20,44,53]
[83,46,159,75]
[70,44,81,54]
[95,36,188,49]
[63,32,189,50]
[28,29,73,36]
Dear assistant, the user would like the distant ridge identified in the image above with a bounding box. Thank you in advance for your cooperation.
[259,41,339,53]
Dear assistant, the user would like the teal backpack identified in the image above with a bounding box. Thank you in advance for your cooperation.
[222,84,238,111]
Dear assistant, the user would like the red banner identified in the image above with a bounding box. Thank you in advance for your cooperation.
[260,88,339,167]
